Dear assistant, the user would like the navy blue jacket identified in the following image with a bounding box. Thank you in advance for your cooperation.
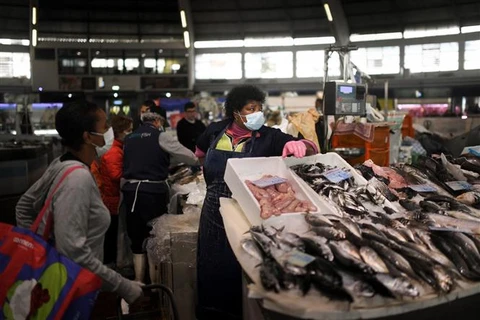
[123,124,170,193]
[196,119,297,157]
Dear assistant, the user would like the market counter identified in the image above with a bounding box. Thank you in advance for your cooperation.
[220,198,480,320]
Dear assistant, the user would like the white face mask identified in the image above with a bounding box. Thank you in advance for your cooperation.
[90,127,114,157]
[237,111,265,131]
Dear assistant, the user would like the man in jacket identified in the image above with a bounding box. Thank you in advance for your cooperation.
[176,102,206,152]
[122,108,198,283]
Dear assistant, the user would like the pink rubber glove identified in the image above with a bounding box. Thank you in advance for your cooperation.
[282,141,307,158]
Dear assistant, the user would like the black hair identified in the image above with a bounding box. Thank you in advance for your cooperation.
[184,101,196,112]
[142,100,156,110]
[55,100,101,151]
[224,85,266,118]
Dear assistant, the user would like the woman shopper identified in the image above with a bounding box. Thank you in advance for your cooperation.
[16,100,142,305]
[91,115,133,266]
[195,85,318,319]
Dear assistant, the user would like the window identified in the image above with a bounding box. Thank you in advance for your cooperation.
[91,58,124,74]
[465,40,480,70]
[144,58,166,74]
[350,46,400,75]
[245,52,293,79]
[404,42,459,73]
[325,51,341,77]
[296,50,324,78]
[0,52,30,78]
[195,53,242,79]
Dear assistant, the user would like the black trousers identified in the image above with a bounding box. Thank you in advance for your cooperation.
[123,190,168,254]
[103,215,119,264]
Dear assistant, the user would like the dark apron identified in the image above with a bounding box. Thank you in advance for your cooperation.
[196,126,257,320]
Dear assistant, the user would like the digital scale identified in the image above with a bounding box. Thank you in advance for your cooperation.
[324,81,367,116]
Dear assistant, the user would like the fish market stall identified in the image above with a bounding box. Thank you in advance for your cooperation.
[220,154,480,319]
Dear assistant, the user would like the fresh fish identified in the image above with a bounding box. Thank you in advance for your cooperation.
[447,210,480,223]
[336,240,362,261]
[250,229,276,253]
[414,228,436,251]
[383,206,397,215]
[375,273,419,297]
[402,241,454,269]
[368,241,418,280]
[399,199,421,211]
[304,213,333,227]
[359,246,389,273]
[262,225,284,238]
[428,213,480,234]
[275,231,304,249]
[301,236,334,261]
[465,234,480,254]
[431,264,454,293]
[241,238,263,261]
[426,194,473,214]
[327,215,362,239]
[382,226,408,243]
[456,191,480,206]
[260,258,282,292]
[441,153,467,181]
[329,241,374,274]
[430,234,480,280]
[449,240,480,276]
[420,200,445,214]
[312,226,346,240]
[338,271,375,298]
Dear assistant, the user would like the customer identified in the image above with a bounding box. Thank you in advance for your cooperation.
[133,100,156,130]
[91,115,133,266]
[176,101,206,152]
[15,100,142,305]
[195,85,318,320]
[122,108,199,284]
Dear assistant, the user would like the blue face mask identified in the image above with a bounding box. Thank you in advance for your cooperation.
[238,111,265,131]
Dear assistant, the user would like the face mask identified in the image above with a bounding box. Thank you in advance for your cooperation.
[90,127,114,157]
[237,111,265,131]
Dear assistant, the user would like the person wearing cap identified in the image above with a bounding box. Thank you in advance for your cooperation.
[176,102,206,152]
[122,109,198,283]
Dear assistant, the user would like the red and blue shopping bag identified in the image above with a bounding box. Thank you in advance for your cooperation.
[0,166,102,319]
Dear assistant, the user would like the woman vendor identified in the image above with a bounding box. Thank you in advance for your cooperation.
[195,85,318,319]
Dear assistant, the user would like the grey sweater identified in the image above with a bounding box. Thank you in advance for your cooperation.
[16,157,142,303]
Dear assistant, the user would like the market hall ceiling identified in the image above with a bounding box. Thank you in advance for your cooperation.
[1,0,480,41]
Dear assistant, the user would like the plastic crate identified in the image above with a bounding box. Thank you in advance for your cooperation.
[367,148,390,167]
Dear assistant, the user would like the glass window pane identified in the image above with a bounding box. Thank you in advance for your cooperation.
[245,52,293,79]
[0,52,30,78]
[350,46,400,75]
[327,52,341,77]
[405,42,458,73]
[296,50,324,78]
[464,40,480,70]
[195,53,242,79]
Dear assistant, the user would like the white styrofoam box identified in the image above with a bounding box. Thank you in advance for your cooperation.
[284,152,368,185]
[283,153,398,212]
[224,156,328,228]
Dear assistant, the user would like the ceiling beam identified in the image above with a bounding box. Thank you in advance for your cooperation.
[281,0,295,37]
[232,0,245,39]
[323,0,350,46]
[191,5,323,14]
[450,0,461,27]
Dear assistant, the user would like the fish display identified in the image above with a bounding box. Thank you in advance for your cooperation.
[245,175,317,219]
[238,154,480,309]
